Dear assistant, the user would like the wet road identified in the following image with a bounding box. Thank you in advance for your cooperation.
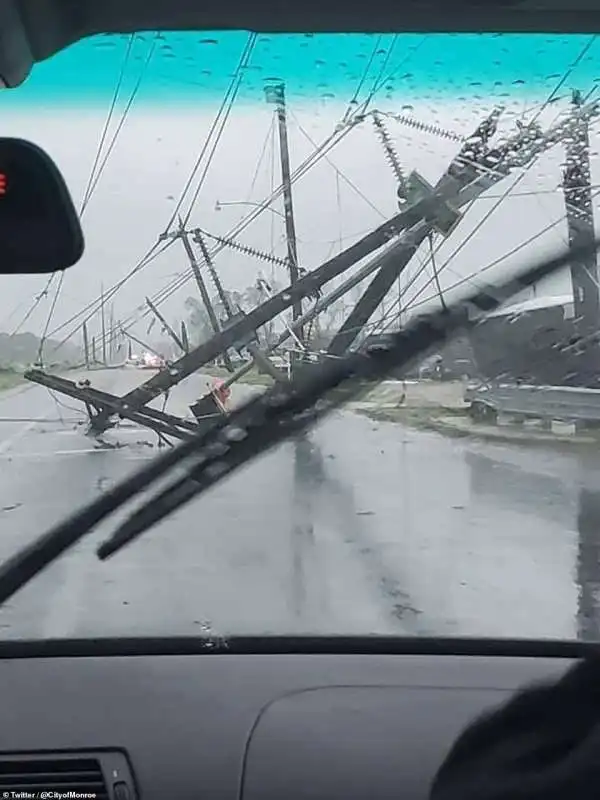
[0,368,599,642]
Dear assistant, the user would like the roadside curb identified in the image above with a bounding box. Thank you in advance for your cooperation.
[421,415,599,448]
[352,402,600,448]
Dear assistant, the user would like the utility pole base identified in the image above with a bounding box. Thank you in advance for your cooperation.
[24,369,203,442]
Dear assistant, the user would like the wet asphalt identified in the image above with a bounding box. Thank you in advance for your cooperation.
[0,368,598,642]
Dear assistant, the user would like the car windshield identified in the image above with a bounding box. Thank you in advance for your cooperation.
[0,30,599,642]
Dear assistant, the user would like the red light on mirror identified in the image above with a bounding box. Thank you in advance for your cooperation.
[0,173,6,195]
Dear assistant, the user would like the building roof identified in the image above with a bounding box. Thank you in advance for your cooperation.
[484,293,573,319]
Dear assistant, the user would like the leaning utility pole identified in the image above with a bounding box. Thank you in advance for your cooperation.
[25,101,600,439]
[265,81,304,361]
[177,222,234,372]
[562,89,600,337]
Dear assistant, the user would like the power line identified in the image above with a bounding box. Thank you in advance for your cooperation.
[289,109,386,218]
[49,237,175,348]
[398,65,597,316]
[59,61,393,353]
[162,33,257,234]
[341,35,384,123]
[80,34,135,213]
[102,118,364,342]
[246,116,275,202]
[83,34,158,209]
[181,36,257,226]
[11,34,156,352]
[8,275,55,337]
[403,194,599,315]
[37,272,65,361]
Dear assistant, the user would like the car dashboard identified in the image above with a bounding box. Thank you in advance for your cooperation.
[0,636,588,799]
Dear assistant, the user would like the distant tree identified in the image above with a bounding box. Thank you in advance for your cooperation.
[183,296,213,346]
[183,275,292,353]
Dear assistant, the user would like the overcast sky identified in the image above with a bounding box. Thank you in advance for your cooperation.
[1,31,599,348]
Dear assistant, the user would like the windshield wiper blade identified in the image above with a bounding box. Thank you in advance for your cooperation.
[96,240,593,560]
[0,239,592,608]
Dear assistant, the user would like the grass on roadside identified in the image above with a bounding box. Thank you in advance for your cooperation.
[202,363,278,387]
[0,369,23,392]
[356,404,469,429]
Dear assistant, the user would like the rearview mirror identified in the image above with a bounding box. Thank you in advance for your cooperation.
[0,138,84,274]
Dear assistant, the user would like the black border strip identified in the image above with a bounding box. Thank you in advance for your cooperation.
[0,635,595,659]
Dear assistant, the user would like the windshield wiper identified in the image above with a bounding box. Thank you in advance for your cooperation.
[0,241,593,608]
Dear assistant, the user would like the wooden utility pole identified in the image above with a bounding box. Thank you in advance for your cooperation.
[179,226,220,334]
[178,223,234,371]
[192,231,285,381]
[121,327,163,360]
[108,303,115,363]
[562,89,600,336]
[181,321,190,353]
[145,297,186,353]
[82,321,90,370]
[265,81,304,358]
[265,80,312,626]
[100,283,107,365]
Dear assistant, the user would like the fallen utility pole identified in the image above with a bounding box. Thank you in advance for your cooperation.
[25,101,600,441]
[327,108,518,356]
[34,372,199,440]
[328,100,599,356]
[25,202,421,436]
[218,239,415,389]
[192,229,287,383]
[178,221,234,372]
[192,229,234,319]
[119,327,163,361]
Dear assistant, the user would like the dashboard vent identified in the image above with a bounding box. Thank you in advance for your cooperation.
[0,756,109,798]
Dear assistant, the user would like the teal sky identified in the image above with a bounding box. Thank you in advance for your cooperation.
[3,32,600,108]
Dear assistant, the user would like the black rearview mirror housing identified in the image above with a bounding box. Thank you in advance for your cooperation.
[0,137,84,275]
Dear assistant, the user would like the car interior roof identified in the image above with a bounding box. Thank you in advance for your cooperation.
[3,0,600,88]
